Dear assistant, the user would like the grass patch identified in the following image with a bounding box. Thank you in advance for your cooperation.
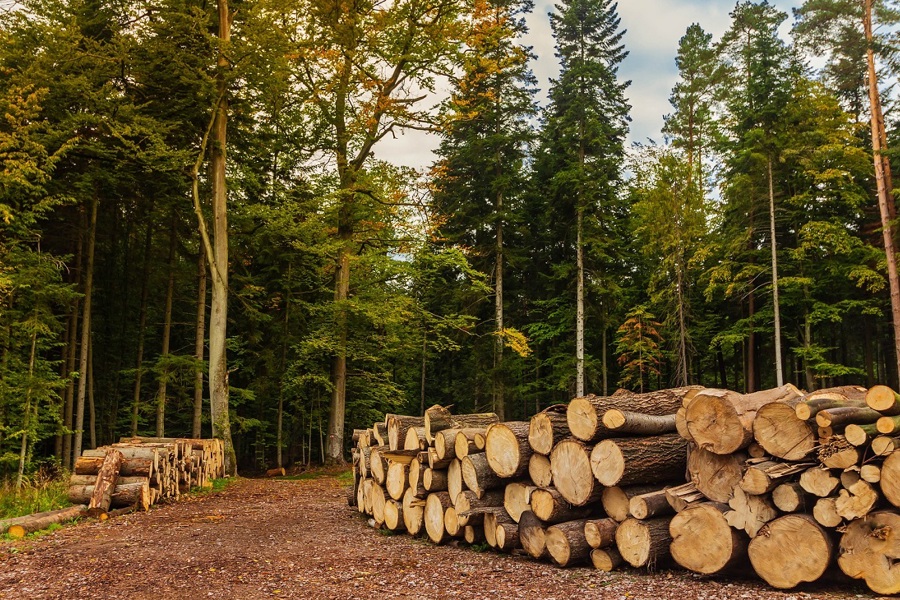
[276,468,353,482]
[192,477,237,495]
[0,474,71,520]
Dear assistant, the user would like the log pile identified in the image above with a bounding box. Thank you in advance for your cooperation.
[352,386,900,595]
[68,436,225,514]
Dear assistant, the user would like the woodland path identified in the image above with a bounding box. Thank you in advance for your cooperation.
[0,475,879,600]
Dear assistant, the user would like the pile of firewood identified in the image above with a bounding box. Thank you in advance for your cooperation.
[68,436,225,513]
[351,384,900,595]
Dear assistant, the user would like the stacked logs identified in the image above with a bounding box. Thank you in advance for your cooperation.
[352,385,900,595]
[68,436,225,513]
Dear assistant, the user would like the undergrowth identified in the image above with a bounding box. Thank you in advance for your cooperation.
[0,470,71,520]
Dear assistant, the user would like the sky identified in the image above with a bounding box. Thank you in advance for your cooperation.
[377,0,797,169]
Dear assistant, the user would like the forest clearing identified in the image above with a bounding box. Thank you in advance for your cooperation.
[0,474,876,600]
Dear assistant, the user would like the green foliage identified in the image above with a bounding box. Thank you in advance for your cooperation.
[0,470,70,520]
[614,306,664,393]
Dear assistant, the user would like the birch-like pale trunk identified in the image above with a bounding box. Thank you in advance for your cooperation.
[768,155,784,387]
[865,0,900,385]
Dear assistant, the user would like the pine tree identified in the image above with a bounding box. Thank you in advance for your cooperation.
[534,0,630,396]
[431,0,537,418]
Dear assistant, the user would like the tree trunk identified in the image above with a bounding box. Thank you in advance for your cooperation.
[865,0,900,387]
[546,518,592,567]
[87,449,123,516]
[131,224,153,438]
[518,510,548,560]
[576,207,585,397]
[615,516,673,569]
[768,155,784,387]
[193,244,207,439]
[527,404,569,455]
[207,0,236,475]
[74,196,98,462]
[0,505,86,539]
[156,226,176,438]
[590,434,686,487]
[494,201,505,421]
[530,488,591,524]
[16,329,37,490]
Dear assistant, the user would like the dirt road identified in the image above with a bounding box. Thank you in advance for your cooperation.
[0,475,876,599]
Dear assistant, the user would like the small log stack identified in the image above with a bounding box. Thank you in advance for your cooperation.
[68,436,225,513]
[351,387,900,595]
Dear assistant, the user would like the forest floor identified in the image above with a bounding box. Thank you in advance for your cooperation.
[0,473,885,600]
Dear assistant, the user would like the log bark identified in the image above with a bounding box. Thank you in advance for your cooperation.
[434,428,459,461]
[502,482,537,523]
[601,484,660,522]
[68,481,150,512]
[601,410,676,436]
[725,487,777,538]
[794,386,868,420]
[584,517,618,549]
[528,404,569,455]
[686,385,803,455]
[386,415,425,451]
[484,421,532,478]
[686,445,746,503]
[495,522,520,551]
[546,519,592,567]
[844,422,880,447]
[664,482,706,513]
[424,406,499,445]
[739,459,813,496]
[749,514,832,589]
[838,510,900,595]
[549,438,602,506]
[530,487,591,524]
[461,453,503,499]
[403,426,427,451]
[866,384,900,416]
[88,449,123,516]
[423,468,447,493]
[670,502,747,575]
[455,489,504,526]
[518,510,548,560]
[753,398,815,460]
[816,406,882,428]
[629,489,674,520]
[453,428,484,459]
[528,453,552,488]
[567,386,701,443]
[590,547,624,571]
[483,510,513,548]
[590,434,686,487]
[0,505,86,538]
[424,491,453,544]
[615,516,673,569]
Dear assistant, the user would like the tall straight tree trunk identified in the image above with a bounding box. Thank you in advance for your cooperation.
[601,325,608,396]
[494,195,505,420]
[73,196,98,462]
[88,332,96,449]
[675,257,689,386]
[420,329,427,416]
[63,214,85,468]
[747,290,756,393]
[207,0,236,474]
[193,245,207,439]
[131,225,153,437]
[16,329,37,490]
[768,156,784,386]
[865,0,900,386]
[156,227,176,438]
[276,267,289,469]
[576,208,585,397]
